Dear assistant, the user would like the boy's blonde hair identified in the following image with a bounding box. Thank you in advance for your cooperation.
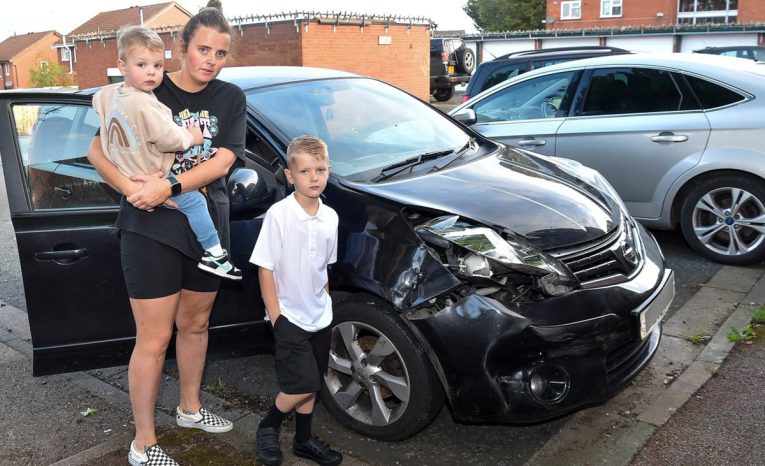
[117,25,164,61]
[287,135,329,168]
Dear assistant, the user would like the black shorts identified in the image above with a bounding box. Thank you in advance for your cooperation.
[272,315,331,395]
[120,231,220,299]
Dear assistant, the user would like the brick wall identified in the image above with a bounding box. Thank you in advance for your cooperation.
[229,23,303,67]
[547,0,676,29]
[5,31,61,88]
[739,0,765,23]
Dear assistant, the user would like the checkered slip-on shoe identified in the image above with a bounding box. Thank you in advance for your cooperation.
[128,443,178,466]
[176,406,234,433]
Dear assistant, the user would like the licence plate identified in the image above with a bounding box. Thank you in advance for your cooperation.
[448,65,455,74]
[634,269,674,340]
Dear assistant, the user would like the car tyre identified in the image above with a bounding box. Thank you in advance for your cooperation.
[456,48,476,74]
[433,86,455,102]
[321,294,444,440]
[679,173,765,265]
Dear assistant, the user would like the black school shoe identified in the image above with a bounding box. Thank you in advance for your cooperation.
[292,436,343,466]
[256,426,283,466]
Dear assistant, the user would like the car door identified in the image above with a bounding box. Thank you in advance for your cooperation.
[554,66,711,220]
[0,94,271,375]
[466,70,580,156]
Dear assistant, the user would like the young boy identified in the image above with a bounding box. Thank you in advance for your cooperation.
[250,136,342,466]
[92,25,241,280]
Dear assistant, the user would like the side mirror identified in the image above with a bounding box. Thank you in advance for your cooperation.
[452,108,477,125]
[228,168,272,215]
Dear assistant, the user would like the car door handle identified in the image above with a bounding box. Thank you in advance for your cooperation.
[651,133,688,143]
[517,138,546,147]
[34,248,89,261]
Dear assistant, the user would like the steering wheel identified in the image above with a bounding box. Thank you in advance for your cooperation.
[541,100,559,118]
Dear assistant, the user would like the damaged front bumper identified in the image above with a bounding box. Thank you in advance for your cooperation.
[405,227,674,424]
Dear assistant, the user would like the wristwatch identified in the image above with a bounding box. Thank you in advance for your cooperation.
[167,175,182,196]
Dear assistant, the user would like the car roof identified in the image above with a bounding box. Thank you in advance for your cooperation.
[217,66,361,91]
[694,45,765,52]
[496,46,629,60]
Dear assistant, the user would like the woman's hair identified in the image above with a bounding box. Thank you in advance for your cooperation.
[117,25,164,61]
[181,0,232,52]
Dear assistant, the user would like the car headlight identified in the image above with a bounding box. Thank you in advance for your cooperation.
[416,215,578,296]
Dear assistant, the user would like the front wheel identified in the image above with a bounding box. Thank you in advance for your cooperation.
[433,86,455,102]
[321,294,444,441]
[679,174,765,265]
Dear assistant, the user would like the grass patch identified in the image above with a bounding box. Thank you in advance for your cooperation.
[685,333,711,345]
[727,324,757,343]
[751,306,765,325]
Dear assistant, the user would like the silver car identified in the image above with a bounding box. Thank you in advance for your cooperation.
[450,53,765,265]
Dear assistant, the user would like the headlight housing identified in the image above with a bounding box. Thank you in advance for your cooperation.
[416,215,579,297]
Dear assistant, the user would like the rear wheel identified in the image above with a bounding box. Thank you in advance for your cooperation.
[321,294,444,440]
[456,48,475,74]
[679,174,765,265]
[433,86,455,102]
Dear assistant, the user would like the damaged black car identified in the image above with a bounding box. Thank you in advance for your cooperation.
[0,66,673,441]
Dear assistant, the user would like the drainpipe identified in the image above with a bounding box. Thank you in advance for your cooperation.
[140,8,144,25]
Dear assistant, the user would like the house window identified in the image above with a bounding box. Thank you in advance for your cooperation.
[3,63,9,76]
[678,0,737,24]
[561,1,581,20]
[601,0,622,18]
[60,48,70,62]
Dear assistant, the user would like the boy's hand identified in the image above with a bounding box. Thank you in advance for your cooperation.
[188,126,204,146]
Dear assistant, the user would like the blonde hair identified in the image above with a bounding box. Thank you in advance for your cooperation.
[117,25,164,61]
[287,135,329,168]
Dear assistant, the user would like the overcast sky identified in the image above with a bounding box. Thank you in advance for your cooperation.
[1,0,477,40]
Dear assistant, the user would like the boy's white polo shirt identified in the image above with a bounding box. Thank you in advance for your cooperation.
[250,193,338,332]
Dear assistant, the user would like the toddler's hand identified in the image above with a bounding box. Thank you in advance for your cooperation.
[188,126,203,146]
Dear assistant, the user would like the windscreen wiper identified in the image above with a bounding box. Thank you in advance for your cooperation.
[428,138,477,173]
[372,149,454,182]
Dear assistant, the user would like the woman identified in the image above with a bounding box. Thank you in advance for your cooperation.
[87,2,246,464]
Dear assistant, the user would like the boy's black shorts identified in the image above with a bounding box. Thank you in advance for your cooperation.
[120,231,220,299]
[272,315,331,394]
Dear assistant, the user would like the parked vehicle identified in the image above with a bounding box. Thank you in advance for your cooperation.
[462,46,631,102]
[430,37,475,101]
[0,66,673,441]
[694,45,765,62]
[451,53,765,265]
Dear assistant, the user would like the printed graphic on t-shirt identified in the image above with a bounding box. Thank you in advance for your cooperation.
[106,107,139,155]
[171,108,219,174]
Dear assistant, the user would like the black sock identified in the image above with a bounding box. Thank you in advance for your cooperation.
[294,412,313,443]
[260,404,289,429]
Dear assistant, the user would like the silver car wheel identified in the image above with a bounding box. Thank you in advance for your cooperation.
[691,186,765,256]
[325,320,411,427]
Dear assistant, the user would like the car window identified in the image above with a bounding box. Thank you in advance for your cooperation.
[578,67,683,116]
[479,64,527,94]
[472,71,576,123]
[12,103,120,210]
[754,49,765,62]
[246,78,470,178]
[684,74,746,109]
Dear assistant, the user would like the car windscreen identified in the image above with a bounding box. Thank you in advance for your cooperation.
[245,78,472,179]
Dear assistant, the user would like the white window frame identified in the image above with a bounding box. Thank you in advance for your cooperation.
[3,63,9,76]
[60,47,70,62]
[561,1,582,20]
[601,0,623,18]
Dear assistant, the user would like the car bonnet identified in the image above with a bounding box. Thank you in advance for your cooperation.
[341,147,621,251]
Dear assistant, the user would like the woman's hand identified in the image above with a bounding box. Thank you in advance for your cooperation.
[126,171,171,210]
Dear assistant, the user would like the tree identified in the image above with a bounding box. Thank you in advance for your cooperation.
[464,0,546,32]
[28,55,77,88]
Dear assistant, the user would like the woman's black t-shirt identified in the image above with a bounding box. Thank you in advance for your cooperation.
[115,73,247,259]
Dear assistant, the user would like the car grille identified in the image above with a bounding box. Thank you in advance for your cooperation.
[549,218,643,288]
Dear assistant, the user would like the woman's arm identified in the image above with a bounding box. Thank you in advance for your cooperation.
[126,147,236,210]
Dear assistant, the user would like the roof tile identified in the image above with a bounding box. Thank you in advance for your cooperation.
[0,31,59,61]
[68,2,179,36]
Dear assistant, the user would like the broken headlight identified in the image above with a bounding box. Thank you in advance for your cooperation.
[417,215,579,296]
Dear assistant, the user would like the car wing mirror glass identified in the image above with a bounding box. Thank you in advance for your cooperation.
[228,168,273,215]
[452,108,477,125]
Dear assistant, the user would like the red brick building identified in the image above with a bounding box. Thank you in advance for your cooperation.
[67,8,431,100]
[546,0,765,29]
[0,30,62,89]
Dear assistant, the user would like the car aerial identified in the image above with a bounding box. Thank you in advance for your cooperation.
[0,66,673,441]
[430,37,475,101]
[451,52,765,265]
[462,46,631,103]
[694,45,765,62]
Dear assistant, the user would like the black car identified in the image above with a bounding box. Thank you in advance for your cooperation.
[463,46,630,102]
[430,37,475,101]
[0,66,673,441]
[694,45,765,62]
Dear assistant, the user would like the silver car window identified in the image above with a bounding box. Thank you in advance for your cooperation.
[578,67,683,116]
[472,71,575,123]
